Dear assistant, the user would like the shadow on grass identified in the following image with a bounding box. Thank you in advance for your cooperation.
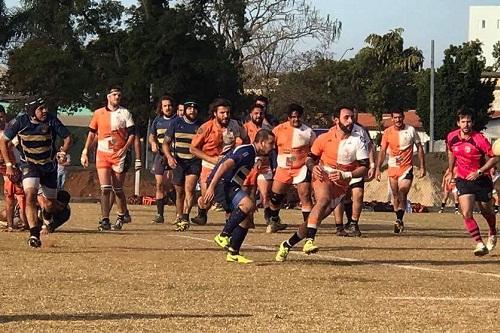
[276,258,500,267]
[0,312,252,323]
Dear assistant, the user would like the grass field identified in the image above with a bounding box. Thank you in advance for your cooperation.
[1,203,500,332]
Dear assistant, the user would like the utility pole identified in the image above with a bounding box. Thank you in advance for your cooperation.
[429,40,435,152]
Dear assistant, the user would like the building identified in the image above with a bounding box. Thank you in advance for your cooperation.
[469,6,500,67]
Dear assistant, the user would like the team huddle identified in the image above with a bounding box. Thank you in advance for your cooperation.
[0,87,497,262]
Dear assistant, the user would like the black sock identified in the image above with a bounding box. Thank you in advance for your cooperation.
[455,203,459,210]
[351,219,359,226]
[495,205,499,211]
[156,197,165,216]
[336,224,344,230]
[285,232,303,248]
[264,207,271,222]
[441,202,445,209]
[396,209,404,221]
[167,190,176,204]
[222,207,247,235]
[181,213,189,221]
[42,209,53,221]
[344,201,353,222]
[228,225,248,254]
[267,207,279,219]
[198,207,207,217]
[306,227,317,239]
[302,211,310,223]
[29,226,40,239]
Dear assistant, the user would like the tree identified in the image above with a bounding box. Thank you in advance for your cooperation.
[492,40,500,71]
[416,41,496,140]
[188,0,341,94]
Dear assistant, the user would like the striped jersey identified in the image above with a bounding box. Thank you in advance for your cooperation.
[150,114,177,146]
[3,113,70,167]
[207,144,256,187]
[166,116,201,160]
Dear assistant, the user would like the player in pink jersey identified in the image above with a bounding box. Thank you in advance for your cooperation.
[447,108,497,256]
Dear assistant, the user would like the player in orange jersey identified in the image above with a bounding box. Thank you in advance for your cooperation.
[440,166,459,214]
[190,98,248,225]
[81,87,136,231]
[375,108,426,234]
[265,103,316,233]
[275,106,369,261]
[242,104,274,223]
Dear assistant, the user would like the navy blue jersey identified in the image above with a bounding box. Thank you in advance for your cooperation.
[3,113,70,167]
[150,114,177,146]
[165,116,201,161]
[208,144,256,187]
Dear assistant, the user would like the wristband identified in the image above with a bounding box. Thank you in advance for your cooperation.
[340,171,352,180]
[477,169,483,176]
[5,162,12,167]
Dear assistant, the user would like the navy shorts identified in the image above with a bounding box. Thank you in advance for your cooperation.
[151,153,171,176]
[172,159,201,186]
[214,183,248,213]
[349,178,365,189]
[456,176,493,202]
[21,163,58,198]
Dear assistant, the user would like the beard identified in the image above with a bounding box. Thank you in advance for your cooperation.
[339,122,353,134]
[185,113,196,122]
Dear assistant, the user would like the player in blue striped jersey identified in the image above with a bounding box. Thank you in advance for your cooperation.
[205,129,275,263]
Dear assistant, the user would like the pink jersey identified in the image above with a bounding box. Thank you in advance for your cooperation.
[447,129,493,179]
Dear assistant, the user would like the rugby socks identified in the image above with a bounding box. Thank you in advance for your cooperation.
[228,225,248,254]
[29,226,40,239]
[167,190,176,205]
[483,213,497,236]
[344,201,353,222]
[156,197,165,217]
[197,207,207,217]
[441,202,446,209]
[464,217,483,243]
[396,209,405,221]
[284,232,303,249]
[455,203,459,211]
[222,207,247,236]
[302,210,310,223]
[181,213,189,221]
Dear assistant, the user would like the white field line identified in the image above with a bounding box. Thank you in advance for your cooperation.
[382,296,500,302]
[167,234,500,279]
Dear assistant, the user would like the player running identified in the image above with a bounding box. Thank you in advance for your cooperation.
[375,108,426,234]
[439,167,459,214]
[275,106,368,261]
[265,103,316,233]
[447,108,497,256]
[209,129,276,263]
[0,97,72,247]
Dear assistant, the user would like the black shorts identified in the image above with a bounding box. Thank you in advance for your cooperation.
[455,176,493,202]
[172,159,202,186]
[214,182,248,213]
[21,163,58,189]
[349,178,365,189]
[122,150,132,173]
[151,153,171,176]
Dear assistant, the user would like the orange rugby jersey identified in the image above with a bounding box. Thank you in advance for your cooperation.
[311,128,368,188]
[191,118,246,169]
[381,124,420,172]
[89,106,135,154]
[243,121,273,170]
[273,122,316,169]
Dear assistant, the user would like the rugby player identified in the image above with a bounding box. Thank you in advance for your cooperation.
[439,167,459,214]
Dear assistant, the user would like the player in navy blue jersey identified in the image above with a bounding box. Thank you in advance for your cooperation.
[0,97,72,247]
[149,95,177,224]
[206,129,275,263]
[162,101,202,231]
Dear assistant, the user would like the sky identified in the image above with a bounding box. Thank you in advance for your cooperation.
[4,0,500,67]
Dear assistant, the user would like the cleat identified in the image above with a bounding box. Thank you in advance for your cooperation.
[226,252,253,264]
[344,221,353,232]
[275,241,290,262]
[438,208,444,214]
[98,219,111,231]
[302,238,319,255]
[455,209,460,215]
[191,214,207,225]
[486,235,497,252]
[214,234,230,249]
[349,224,362,237]
[335,227,350,237]
[28,236,42,248]
[152,214,165,224]
[175,220,190,232]
[123,211,132,223]
[112,216,124,231]
[394,219,404,234]
[474,242,489,256]
[266,216,288,233]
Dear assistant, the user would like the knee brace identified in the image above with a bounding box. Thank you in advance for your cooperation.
[270,192,285,207]
[101,185,112,194]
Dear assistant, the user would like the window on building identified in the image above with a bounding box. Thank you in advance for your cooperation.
[497,19,500,29]
[482,20,486,28]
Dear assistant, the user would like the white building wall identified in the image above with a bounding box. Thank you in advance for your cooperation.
[469,6,500,67]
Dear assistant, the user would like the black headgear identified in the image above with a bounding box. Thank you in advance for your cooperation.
[25,97,45,117]
[184,101,198,108]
